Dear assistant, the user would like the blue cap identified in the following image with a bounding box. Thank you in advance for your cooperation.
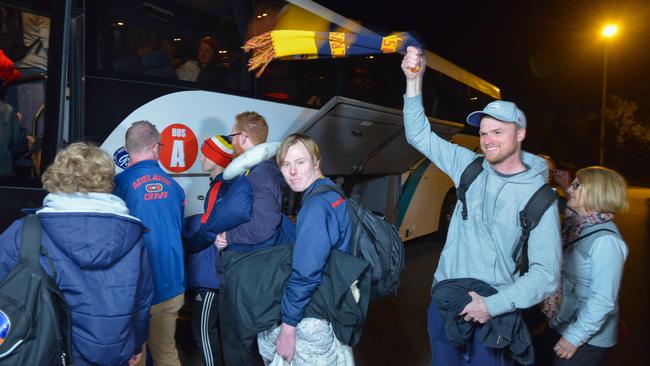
[466,100,526,128]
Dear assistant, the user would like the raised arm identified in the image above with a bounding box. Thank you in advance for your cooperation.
[401,46,478,184]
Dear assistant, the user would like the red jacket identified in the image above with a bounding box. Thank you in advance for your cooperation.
[0,50,21,82]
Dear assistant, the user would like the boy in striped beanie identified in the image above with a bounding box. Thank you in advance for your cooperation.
[200,134,234,176]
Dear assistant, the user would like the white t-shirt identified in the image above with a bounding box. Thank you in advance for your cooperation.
[16,12,49,71]
[176,60,200,81]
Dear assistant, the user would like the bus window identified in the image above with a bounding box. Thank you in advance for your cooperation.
[439,75,471,123]
[422,69,442,119]
[250,0,343,106]
[427,72,493,125]
[346,62,374,103]
[257,57,341,106]
[467,86,493,112]
[343,54,403,109]
[1,5,49,185]
[90,0,249,93]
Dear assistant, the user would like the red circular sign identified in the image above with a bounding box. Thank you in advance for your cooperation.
[159,123,198,173]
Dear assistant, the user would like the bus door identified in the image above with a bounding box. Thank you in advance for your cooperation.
[0,0,72,230]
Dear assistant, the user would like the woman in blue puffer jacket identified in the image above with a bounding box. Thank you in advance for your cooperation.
[0,142,153,366]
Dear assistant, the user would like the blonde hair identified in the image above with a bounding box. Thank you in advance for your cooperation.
[234,112,268,145]
[277,133,321,166]
[42,142,115,193]
[576,166,628,214]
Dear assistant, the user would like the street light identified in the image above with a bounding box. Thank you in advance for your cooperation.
[599,23,618,166]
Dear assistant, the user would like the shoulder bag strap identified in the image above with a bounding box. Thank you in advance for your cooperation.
[457,157,484,220]
[19,213,42,264]
[512,184,557,275]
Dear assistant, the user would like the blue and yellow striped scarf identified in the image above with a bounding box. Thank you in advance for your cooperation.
[243,30,420,77]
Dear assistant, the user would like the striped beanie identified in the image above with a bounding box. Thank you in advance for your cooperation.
[201,135,233,168]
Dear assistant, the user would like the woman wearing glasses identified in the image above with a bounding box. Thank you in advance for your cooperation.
[541,166,628,365]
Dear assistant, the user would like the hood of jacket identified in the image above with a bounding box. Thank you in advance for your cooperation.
[36,192,145,270]
[224,141,281,180]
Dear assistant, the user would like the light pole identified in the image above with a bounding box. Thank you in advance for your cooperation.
[599,24,618,166]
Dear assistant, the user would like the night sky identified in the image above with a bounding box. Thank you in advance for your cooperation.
[320,0,650,179]
[322,0,649,112]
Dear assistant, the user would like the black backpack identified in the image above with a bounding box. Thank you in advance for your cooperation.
[457,157,557,275]
[304,184,405,299]
[0,214,71,365]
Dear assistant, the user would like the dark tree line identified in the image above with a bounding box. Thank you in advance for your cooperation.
[525,94,650,186]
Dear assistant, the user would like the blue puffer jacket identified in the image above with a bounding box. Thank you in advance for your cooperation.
[0,193,153,366]
[281,178,352,326]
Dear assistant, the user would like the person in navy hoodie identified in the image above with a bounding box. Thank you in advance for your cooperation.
[184,134,234,366]
[113,121,186,366]
[0,142,153,366]
[261,133,353,364]
[215,111,286,366]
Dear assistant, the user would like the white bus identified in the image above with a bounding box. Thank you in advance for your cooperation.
[0,0,500,239]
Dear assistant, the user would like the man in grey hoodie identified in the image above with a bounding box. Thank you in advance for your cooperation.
[401,46,561,365]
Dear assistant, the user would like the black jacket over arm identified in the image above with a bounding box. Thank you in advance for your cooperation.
[431,278,534,365]
[221,245,371,348]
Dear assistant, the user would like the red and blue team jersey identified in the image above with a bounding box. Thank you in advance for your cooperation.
[114,159,186,305]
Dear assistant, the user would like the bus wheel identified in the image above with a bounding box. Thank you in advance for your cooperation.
[438,189,457,241]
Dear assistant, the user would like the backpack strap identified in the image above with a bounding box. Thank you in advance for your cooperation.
[512,184,557,275]
[565,228,618,249]
[457,157,484,220]
[19,214,42,264]
[19,214,58,279]
[302,183,344,203]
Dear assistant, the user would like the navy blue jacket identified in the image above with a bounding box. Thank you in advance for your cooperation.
[184,174,252,289]
[0,212,153,366]
[227,159,286,252]
[281,178,352,326]
[114,160,185,304]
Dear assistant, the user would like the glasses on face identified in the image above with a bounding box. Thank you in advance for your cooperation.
[570,179,580,190]
[224,133,242,145]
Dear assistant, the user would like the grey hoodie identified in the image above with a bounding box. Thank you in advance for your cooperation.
[403,95,561,317]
